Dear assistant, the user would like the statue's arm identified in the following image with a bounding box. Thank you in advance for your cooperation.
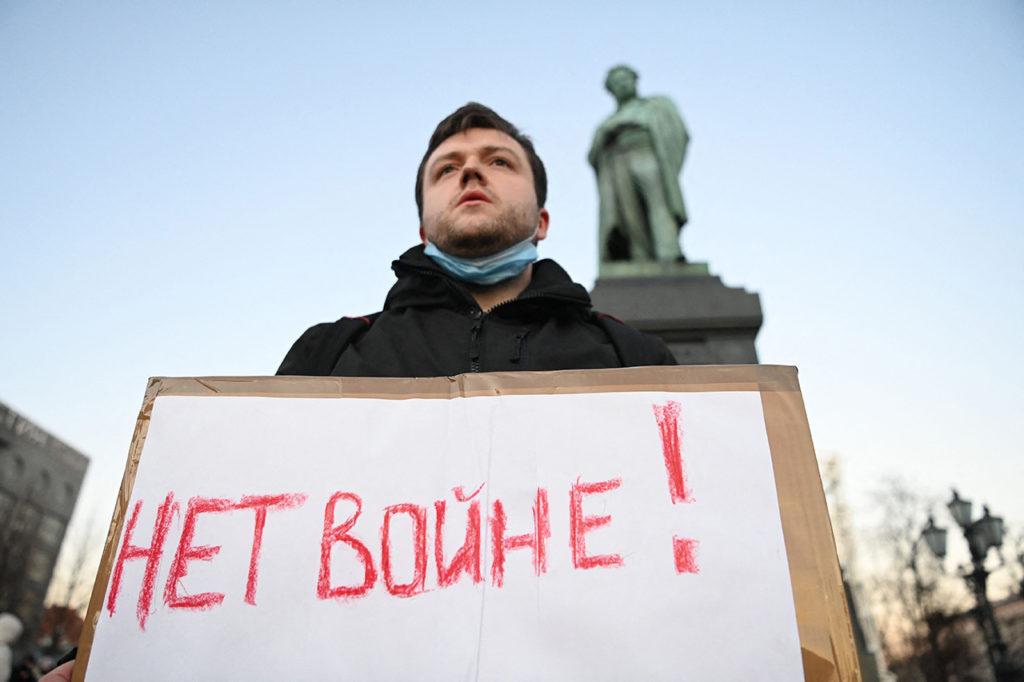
[588,123,611,168]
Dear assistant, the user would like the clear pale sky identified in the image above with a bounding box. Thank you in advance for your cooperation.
[2,1,1022,597]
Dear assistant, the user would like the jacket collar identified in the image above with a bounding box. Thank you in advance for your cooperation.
[385,244,593,314]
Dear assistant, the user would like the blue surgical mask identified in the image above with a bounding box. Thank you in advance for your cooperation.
[424,233,538,285]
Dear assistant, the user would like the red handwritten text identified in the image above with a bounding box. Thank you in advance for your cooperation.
[490,487,550,587]
[569,478,624,569]
[434,487,483,587]
[652,401,691,504]
[653,401,701,575]
[107,492,176,630]
[319,492,377,599]
[109,479,641,630]
[381,503,428,597]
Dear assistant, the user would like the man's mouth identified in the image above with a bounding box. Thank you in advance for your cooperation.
[457,190,491,206]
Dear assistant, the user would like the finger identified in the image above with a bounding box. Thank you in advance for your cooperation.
[40,660,75,682]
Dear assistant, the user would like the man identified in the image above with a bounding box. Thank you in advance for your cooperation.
[589,65,689,264]
[279,102,675,376]
[42,104,674,682]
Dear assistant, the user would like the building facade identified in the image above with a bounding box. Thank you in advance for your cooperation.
[0,400,88,655]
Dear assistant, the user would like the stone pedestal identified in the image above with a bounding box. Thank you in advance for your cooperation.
[590,263,762,365]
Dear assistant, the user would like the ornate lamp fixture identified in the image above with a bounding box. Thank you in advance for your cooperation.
[923,490,1020,682]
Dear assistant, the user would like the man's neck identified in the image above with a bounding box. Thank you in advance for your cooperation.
[466,266,533,312]
[615,94,636,110]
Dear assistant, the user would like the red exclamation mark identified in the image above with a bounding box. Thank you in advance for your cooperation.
[653,400,700,574]
[653,400,692,503]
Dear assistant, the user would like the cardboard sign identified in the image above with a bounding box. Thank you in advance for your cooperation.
[77,366,859,681]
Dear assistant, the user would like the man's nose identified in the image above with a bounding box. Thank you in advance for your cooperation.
[461,158,484,185]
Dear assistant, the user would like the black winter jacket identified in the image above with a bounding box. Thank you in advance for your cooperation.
[277,245,675,377]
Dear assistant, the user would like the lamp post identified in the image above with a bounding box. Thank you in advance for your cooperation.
[915,517,950,682]
[922,489,1022,682]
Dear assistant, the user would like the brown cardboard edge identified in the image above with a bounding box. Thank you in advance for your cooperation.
[142,364,797,398]
[73,378,163,682]
[76,365,847,680]
[762,377,861,681]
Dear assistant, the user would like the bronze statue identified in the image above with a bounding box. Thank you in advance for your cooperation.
[589,65,689,264]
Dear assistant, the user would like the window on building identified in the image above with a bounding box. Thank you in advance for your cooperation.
[37,515,64,548]
[25,548,53,584]
[4,454,25,481]
[10,503,41,536]
[0,491,12,524]
[16,594,37,624]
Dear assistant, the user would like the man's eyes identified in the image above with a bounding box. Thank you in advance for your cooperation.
[435,157,513,178]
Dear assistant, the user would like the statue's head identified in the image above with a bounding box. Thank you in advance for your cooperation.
[415,102,547,218]
[605,65,639,104]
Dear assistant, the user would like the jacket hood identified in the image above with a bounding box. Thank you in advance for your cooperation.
[385,245,593,314]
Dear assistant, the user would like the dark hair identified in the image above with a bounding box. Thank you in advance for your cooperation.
[415,102,547,217]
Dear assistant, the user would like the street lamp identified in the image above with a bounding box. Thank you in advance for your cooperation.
[947,489,973,529]
[923,489,1021,682]
[922,515,948,559]
[916,515,952,682]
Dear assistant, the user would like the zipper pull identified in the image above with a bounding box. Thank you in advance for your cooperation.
[511,332,528,364]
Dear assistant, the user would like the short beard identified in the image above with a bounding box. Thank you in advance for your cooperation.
[426,206,538,258]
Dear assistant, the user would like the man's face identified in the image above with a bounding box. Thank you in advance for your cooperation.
[420,128,549,258]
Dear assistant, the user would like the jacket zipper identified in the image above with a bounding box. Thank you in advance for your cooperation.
[397,263,581,373]
[469,309,483,373]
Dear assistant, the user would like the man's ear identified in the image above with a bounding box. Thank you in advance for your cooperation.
[535,209,550,242]
[419,225,427,245]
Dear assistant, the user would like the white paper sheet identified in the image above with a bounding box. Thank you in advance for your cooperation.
[86,390,803,680]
